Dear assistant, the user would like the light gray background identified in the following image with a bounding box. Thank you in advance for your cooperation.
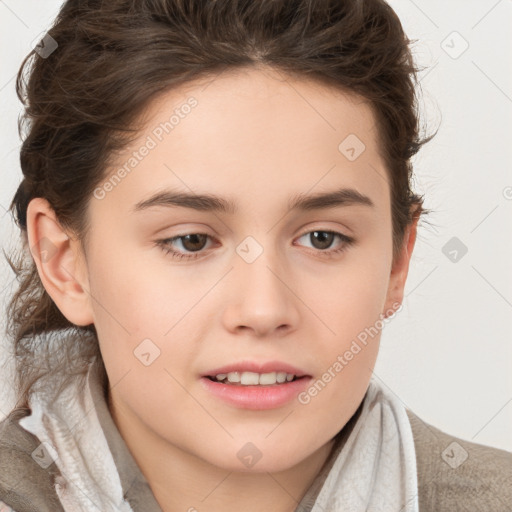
[1,1,511,452]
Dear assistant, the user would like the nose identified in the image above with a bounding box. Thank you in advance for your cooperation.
[221,243,301,338]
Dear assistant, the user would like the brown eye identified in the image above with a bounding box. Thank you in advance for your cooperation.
[156,233,214,261]
[295,229,355,259]
[308,231,336,250]
[179,234,209,252]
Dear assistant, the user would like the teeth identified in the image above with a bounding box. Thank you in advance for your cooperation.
[227,372,240,383]
[241,371,260,385]
[214,371,297,385]
[258,372,277,385]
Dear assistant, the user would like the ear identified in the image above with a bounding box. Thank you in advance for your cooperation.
[382,210,419,317]
[26,197,94,326]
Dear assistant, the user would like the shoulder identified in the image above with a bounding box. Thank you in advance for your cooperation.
[406,408,512,511]
[0,409,64,512]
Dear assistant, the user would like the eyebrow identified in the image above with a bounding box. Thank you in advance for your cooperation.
[132,187,374,214]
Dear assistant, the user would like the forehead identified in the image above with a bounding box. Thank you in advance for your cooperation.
[98,65,389,217]
[144,66,380,156]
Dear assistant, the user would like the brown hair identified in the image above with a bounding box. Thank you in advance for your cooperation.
[4,0,436,412]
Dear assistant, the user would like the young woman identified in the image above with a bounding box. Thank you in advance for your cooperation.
[1,1,511,511]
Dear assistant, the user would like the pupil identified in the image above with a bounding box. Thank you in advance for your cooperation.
[312,231,333,250]
[183,234,207,251]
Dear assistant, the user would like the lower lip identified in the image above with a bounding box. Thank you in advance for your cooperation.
[200,376,312,410]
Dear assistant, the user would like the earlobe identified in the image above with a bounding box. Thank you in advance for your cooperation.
[26,197,94,326]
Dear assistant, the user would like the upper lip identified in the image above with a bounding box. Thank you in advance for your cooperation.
[201,360,309,378]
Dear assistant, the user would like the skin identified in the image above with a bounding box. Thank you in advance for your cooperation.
[26,65,418,512]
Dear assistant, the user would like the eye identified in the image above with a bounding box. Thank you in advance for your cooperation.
[294,229,354,258]
[156,233,214,261]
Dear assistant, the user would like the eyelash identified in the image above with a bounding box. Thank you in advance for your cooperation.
[155,229,355,261]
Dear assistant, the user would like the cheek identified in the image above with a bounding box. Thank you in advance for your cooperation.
[312,249,391,341]
[298,256,390,421]
[85,242,212,378]
[300,242,392,409]
[86,240,192,333]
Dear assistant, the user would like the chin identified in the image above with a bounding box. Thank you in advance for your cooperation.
[201,442,313,474]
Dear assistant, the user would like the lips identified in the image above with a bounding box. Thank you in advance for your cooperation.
[199,360,312,409]
[200,371,311,410]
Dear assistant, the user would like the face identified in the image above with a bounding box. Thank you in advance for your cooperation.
[29,66,414,474]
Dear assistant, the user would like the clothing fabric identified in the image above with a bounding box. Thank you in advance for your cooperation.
[1,354,511,511]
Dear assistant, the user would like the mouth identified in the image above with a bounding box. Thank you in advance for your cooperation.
[200,362,312,409]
